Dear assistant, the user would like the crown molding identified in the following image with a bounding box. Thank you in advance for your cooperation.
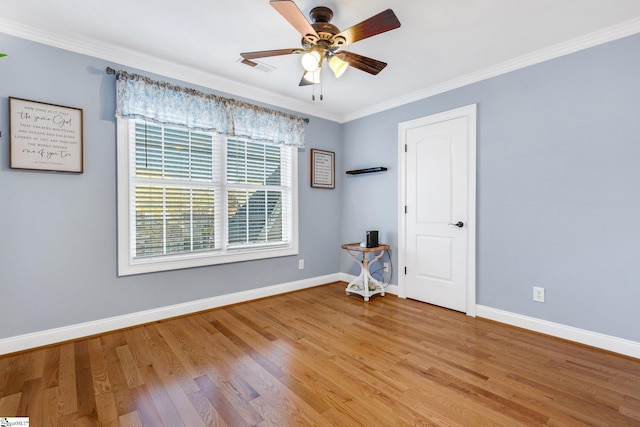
[0,17,342,123]
[341,16,640,123]
[2,16,639,124]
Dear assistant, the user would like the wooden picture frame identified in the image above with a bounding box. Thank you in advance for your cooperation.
[9,97,84,173]
[311,148,335,189]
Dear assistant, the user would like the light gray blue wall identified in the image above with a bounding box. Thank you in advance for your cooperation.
[341,33,640,342]
[2,30,639,344]
[0,33,342,339]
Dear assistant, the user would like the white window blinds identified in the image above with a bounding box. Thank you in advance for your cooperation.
[226,139,291,248]
[118,118,298,275]
[132,122,222,259]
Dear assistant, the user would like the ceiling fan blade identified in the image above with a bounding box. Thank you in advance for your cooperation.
[270,0,319,41]
[241,48,301,60]
[336,9,401,46]
[240,48,302,66]
[335,51,387,75]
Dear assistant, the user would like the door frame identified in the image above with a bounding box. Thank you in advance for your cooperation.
[397,104,477,316]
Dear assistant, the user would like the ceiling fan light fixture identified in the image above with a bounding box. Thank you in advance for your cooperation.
[301,50,321,72]
[240,2,401,88]
[328,55,348,78]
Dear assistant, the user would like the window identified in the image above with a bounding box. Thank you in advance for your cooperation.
[117,119,298,275]
[114,70,304,275]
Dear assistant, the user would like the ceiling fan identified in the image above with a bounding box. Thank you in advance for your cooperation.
[240,0,401,87]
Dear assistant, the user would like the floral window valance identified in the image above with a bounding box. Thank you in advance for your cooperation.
[115,70,306,147]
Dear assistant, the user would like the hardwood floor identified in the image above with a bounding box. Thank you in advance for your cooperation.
[1,282,639,426]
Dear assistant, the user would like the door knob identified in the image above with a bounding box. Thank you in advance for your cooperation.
[449,221,464,228]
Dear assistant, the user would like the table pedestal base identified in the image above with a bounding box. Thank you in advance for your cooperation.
[345,275,385,302]
[342,244,388,302]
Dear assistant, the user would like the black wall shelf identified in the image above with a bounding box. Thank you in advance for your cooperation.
[345,167,388,175]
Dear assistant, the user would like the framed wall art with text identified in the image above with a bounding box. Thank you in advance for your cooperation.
[310,148,335,189]
[9,97,84,173]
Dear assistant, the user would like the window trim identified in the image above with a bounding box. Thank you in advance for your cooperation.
[117,119,298,276]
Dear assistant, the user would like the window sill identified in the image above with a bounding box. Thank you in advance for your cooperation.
[118,244,298,276]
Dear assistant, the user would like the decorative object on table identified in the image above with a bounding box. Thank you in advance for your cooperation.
[342,242,390,301]
[9,97,84,173]
[310,148,335,189]
[366,230,379,248]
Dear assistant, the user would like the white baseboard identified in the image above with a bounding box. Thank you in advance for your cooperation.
[8,278,633,359]
[0,273,341,355]
[477,305,640,359]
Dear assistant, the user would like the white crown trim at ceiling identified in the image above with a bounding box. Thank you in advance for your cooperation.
[1,16,640,123]
[343,16,640,122]
[0,17,343,123]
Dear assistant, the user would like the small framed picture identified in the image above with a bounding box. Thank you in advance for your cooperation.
[311,148,335,189]
[9,97,84,173]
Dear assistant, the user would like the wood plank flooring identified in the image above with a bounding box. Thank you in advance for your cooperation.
[1,282,639,426]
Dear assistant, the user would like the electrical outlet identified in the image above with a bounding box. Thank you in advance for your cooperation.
[298,259,304,269]
[383,262,389,272]
[533,286,545,302]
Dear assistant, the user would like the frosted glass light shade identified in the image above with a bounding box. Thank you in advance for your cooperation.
[301,51,321,72]
[302,69,321,84]
[328,55,348,78]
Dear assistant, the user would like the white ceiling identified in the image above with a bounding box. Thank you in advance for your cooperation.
[2,0,640,122]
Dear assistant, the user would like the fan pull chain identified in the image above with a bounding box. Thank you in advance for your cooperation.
[311,84,324,101]
[311,70,324,101]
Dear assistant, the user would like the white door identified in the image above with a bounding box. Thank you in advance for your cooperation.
[399,105,476,314]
